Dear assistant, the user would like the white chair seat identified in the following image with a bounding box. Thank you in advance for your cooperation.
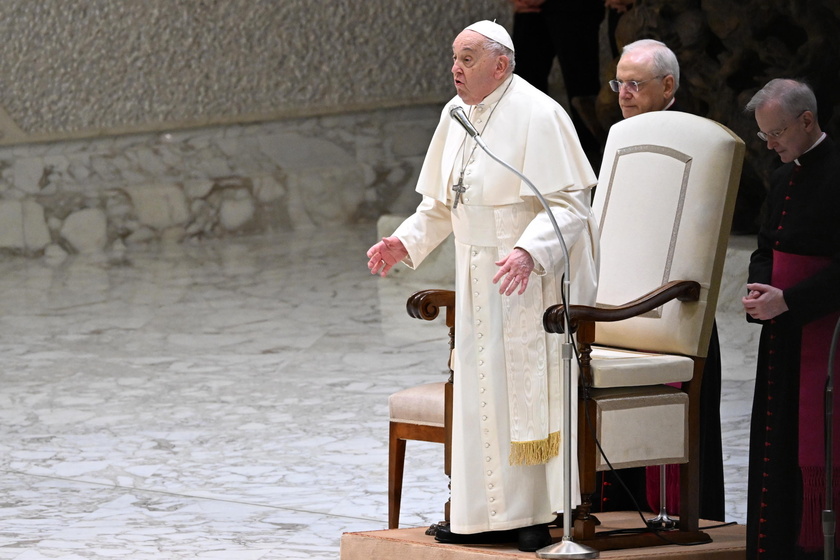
[589,346,694,388]
[389,382,445,427]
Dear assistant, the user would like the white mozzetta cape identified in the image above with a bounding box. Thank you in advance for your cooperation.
[417,75,595,206]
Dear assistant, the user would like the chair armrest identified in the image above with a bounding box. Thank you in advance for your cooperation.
[406,289,456,322]
[543,280,700,334]
[407,289,457,382]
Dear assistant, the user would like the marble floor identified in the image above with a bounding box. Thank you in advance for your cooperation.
[0,224,756,559]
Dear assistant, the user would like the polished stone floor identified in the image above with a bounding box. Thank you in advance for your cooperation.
[0,224,755,559]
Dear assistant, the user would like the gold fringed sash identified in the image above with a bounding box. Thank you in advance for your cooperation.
[509,431,560,466]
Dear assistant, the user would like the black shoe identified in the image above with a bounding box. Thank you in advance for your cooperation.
[517,524,552,552]
[433,523,518,545]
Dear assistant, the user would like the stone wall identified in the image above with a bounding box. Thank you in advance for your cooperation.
[0,106,440,257]
[0,1,512,256]
[0,0,510,144]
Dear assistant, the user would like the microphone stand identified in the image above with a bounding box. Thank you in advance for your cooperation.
[646,465,677,530]
[825,316,839,560]
[450,106,598,559]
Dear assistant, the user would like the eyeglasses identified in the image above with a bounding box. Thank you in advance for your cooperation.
[756,110,806,142]
[609,75,664,93]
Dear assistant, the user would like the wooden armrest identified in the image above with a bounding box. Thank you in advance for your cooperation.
[543,280,700,334]
[406,289,456,323]
[407,289,457,381]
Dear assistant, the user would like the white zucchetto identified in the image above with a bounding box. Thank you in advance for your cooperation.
[464,20,515,52]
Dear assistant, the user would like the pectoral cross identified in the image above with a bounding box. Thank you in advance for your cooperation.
[452,177,466,209]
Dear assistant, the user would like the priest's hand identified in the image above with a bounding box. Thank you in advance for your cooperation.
[742,283,789,320]
[367,236,408,277]
[493,248,535,296]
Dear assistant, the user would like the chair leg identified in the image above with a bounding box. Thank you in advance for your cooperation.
[574,397,598,540]
[388,423,407,529]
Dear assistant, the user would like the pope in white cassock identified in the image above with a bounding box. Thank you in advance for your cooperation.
[366,20,599,552]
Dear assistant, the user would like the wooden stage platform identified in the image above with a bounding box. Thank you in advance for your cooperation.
[340,512,746,560]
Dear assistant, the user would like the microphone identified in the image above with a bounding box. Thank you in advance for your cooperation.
[449,105,487,149]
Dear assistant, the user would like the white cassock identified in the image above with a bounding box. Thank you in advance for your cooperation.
[391,74,599,533]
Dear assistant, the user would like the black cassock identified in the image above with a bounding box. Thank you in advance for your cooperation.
[746,136,840,560]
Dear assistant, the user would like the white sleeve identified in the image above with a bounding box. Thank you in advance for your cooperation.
[515,189,593,275]
[390,196,453,270]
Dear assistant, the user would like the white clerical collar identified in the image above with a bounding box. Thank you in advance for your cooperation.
[663,97,676,111]
[793,132,827,166]
[474,74,514,110]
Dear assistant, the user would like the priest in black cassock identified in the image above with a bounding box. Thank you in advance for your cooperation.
[743,78,840,560]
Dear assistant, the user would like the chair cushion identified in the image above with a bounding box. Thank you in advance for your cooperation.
[388,382,446,427]
[589,346,694,388]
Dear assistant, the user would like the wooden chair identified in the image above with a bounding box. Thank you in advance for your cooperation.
[543,111,745,550]
[388,289,455,529]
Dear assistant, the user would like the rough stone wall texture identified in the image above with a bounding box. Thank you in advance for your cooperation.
[0,0,511,143]
[0,1,514,257]
[0,106,440,257]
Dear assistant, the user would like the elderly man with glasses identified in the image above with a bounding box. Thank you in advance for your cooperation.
[742,78,840,560]
[610,38,679,119]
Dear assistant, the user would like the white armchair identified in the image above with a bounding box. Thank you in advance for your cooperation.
[544,110,745,549]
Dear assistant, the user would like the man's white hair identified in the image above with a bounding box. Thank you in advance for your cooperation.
[622,39,680,92]
[745,78,818,119]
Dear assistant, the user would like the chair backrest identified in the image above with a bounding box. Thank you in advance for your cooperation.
[592,111,744,357]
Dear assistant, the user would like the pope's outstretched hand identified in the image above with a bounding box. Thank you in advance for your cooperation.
[367,236,408,277]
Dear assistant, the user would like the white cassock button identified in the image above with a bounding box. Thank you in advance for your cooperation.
[482,415,488,421]
[487,470,493,476]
